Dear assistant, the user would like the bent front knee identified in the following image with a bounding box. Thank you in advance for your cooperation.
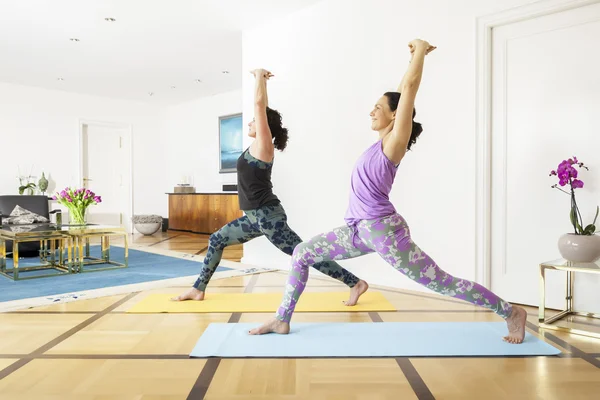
[291,241,306,257]
[291,242,315,266]
[209,233,227,250]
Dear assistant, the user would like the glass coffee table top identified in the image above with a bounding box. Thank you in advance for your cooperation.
[541,258,600,272]
[0,223,124,236]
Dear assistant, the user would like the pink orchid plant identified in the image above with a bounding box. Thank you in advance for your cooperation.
[550,157,598,236]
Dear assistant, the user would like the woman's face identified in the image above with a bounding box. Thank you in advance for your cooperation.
[248,118,256,137]
[369,96,395,131]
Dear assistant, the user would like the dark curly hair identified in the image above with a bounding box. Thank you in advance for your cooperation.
[383,92,423,151]
[265,107,289,151]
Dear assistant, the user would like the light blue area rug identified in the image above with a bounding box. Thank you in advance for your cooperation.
[190,322,561,358]
[0,246,230,303]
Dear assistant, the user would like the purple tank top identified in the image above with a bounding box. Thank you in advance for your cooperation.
[344,140,398,224]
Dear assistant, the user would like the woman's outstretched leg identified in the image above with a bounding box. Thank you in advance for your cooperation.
[249,225,373,335]
[171,216,263,301]
[363,213,528,344]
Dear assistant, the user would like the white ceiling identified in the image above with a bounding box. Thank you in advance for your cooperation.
[0,0,322,105]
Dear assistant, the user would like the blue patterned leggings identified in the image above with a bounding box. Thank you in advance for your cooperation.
[193,203,361,291]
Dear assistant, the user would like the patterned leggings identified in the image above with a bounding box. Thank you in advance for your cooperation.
[275,213,512,322]
[193,203,360,291]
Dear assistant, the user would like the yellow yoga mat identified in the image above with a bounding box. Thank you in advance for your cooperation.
[126,291,396,313]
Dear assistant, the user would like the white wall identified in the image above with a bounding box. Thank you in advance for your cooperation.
[162,90,242,192]
[0,81,243,225]
[241,0,538,292]
[0,82,166,217]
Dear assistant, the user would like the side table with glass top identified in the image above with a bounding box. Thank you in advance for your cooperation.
[0,223,128,280]
[539,258,600,339]
[65,224,129,273]
[0,223,72,280]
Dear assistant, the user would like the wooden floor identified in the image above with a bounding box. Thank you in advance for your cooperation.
[1,232,600,399]
[127,230,244,262]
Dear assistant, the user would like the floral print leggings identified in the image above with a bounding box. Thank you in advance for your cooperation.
[193,203,360,291]
[275,213,513,322]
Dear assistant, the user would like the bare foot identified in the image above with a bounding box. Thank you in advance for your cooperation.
[344,279,369,306]
[248,318,290,335]
[170,288,205,301]
[503,305,527,344]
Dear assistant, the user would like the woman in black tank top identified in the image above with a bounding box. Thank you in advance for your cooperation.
[172,69,366,302]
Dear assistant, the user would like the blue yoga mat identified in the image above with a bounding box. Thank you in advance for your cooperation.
[0,246,230,302]
[190,322,561,358]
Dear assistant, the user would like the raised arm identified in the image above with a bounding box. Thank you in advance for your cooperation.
[396,53,414,93]
[251,68,275,161]
[383,39,435,164]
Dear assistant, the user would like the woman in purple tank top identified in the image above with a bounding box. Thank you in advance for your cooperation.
[250,39,527,344]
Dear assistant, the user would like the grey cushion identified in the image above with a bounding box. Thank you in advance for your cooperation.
[2,205,49,224]
[0,195,52,256]
[0,195,50,222]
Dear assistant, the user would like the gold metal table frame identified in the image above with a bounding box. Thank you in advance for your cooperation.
[0,223,128,280]
[0,229,71,280]
[69,227,129,273]
[539,259,600,339]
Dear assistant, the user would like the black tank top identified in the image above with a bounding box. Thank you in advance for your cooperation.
[236,148,280,211]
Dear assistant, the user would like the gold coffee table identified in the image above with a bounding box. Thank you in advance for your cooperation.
[0,223,128,280]
[65,224,129,273]
[539,258,600,339]
[0,223,71,280]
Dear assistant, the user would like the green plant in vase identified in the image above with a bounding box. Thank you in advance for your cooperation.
[52,187,102,225]
[17,165,36,195]
[18,182,36,195]
[550,157,600,263]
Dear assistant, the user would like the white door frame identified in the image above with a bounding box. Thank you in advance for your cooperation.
[474,0,600,287]
[78,119,134,232]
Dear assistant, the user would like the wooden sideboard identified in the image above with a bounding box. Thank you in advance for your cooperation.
[167,193,243,234]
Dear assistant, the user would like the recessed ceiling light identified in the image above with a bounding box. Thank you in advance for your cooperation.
[222,70,229,74]
[171,86,176,89]
[70,38,80,42]
[57,78,64,81]
[195,79,202,83]
[104,17,116,22]
[148,92,154,96]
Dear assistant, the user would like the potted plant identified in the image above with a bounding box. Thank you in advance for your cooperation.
[17,166,36,195]
[132,214,163,235]
[550,157,600,263]
[53,187,102,225]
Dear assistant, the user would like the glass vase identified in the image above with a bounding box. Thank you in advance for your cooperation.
[69,207,87,225]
